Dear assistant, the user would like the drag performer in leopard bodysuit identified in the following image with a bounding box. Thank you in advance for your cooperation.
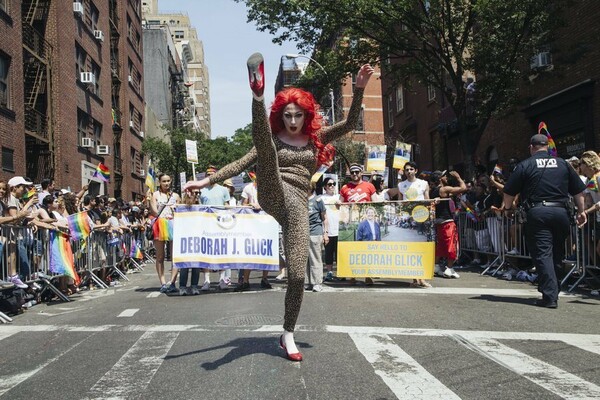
[184,53,373,361]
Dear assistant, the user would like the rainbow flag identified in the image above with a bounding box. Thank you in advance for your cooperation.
[465,207,479,223]
[93,163,110,182]
[538,121,557,157]
[49,231,81,285]
[145,165,156,192]
[130,239,143,259]
[66,211,93,240]
[493,164,503,175]
[587,176,600,192]
[248,171,256,181]
[22,188,36,200]
[153,218,173,241]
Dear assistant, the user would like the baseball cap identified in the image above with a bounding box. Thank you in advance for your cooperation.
[431,170,444,182]
[108,197,117,203]
[8,176,33,187]
[349,163,363,173]
[566,156,579,162]
[530,134,549,146]
[223,178,234,187]
[206,165,217,175]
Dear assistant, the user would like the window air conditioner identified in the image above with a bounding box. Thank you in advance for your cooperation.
[96,145,110,155]
[81,137,94,148]
[139,169,145,176]
[139,131,145,138]
[80,72,96,85]
[73,2,84,16]
[94,30,104,42]
[128,75,133,83]
[129,120,134,128]
[530,52,551,69]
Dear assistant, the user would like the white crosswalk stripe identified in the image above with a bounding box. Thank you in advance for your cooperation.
[350,333,461,399]
[85,331,179,400]
[0,325,599,399]
[463,337,600,399]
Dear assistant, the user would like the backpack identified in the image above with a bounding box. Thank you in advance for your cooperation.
[0,288,27,315]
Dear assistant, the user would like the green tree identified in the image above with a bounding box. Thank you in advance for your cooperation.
[239,0,559,175]
[141,124,256,190]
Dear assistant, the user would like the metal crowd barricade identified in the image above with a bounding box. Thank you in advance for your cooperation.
[561,211,600,292]
[456,211,505,274]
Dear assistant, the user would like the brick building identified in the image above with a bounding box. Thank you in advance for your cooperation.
[0,0,146,200]
[0,0,26,177]
[380,2,600,180]
[478,1,600,169]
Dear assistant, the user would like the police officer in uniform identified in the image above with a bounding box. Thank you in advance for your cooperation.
[502,134,587,308]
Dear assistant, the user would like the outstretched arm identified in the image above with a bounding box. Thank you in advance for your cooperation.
[318,64,374,145]
[183,147,258,192]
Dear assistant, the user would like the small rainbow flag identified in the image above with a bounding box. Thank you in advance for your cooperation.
[130,239,143,259]
[22,188,36,200]
[465,207,479,223]
[66,211,93,240]
[93,163,110,182]
[248,171,256,181]
[49,231,81,285]
[587,176,600,192]
[493,164,503,175]
[538,121,557,157]
[145,165,156,192]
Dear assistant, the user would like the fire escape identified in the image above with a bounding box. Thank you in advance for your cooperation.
[109,0,123,198]
[22,0,53,182]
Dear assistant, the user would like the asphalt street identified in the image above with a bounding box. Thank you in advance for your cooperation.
[1,263,599,399]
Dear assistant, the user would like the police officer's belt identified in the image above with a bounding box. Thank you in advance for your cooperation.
[528,201,567,209]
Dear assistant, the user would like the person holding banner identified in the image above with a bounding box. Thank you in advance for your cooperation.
[184,53,373,361]
[150,173,180,293]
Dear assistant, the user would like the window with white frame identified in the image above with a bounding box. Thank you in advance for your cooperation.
[388,94,394,128]
[0,0,7,13]
[395,85,404,112]
[427,83,436,101]
[0,53,10,109]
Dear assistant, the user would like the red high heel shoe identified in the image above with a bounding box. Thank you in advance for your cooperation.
[279,335,303,362]
[247,52,265,97]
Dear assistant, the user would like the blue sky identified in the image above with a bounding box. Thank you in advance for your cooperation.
[159,1,299,138]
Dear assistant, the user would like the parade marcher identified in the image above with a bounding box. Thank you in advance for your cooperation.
[398,161,432,287]
[184,53,373,361]
[321,176,340,281]
[150,173,181,293]
[430,170,467,280]
[306,186,328,292]
[502,134,587,308]
[340,164,376,285]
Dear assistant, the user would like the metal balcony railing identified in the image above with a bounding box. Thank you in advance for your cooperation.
[24,105,49,140]
[22,24,51,61]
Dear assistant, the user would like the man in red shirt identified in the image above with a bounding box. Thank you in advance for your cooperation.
[340,163,376,285]
[340,164,376,203]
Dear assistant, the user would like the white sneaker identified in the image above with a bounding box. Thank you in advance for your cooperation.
[312,284,323,292]
[443,268,460,279]
[218,279,229,290]
[506,248,519,255]
[200,281,211,291]
[434,264,444,277]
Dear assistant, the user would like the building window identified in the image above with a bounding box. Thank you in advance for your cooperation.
[0,53,10,109]
[77,109,101,148]
[174,30,184,39]
[0,0,7,13]
[129,102,142,132]
[84,1,99,31]
[395,85,404,113]
[128,59,141,93]
[427,84,436,102]
[388,94,394,128]
[2,147,14,171]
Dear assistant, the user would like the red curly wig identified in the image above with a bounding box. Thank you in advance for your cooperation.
[269,87,334,166]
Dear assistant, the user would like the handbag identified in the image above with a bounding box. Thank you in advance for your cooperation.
[147,193,173,240]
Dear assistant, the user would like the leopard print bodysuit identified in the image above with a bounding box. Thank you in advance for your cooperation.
[209,88,364,332]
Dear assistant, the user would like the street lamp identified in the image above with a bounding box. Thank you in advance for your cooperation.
[285,53,336,124]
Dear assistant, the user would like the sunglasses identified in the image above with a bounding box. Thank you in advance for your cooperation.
[350,171,361,175]
[326,183,336,187]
